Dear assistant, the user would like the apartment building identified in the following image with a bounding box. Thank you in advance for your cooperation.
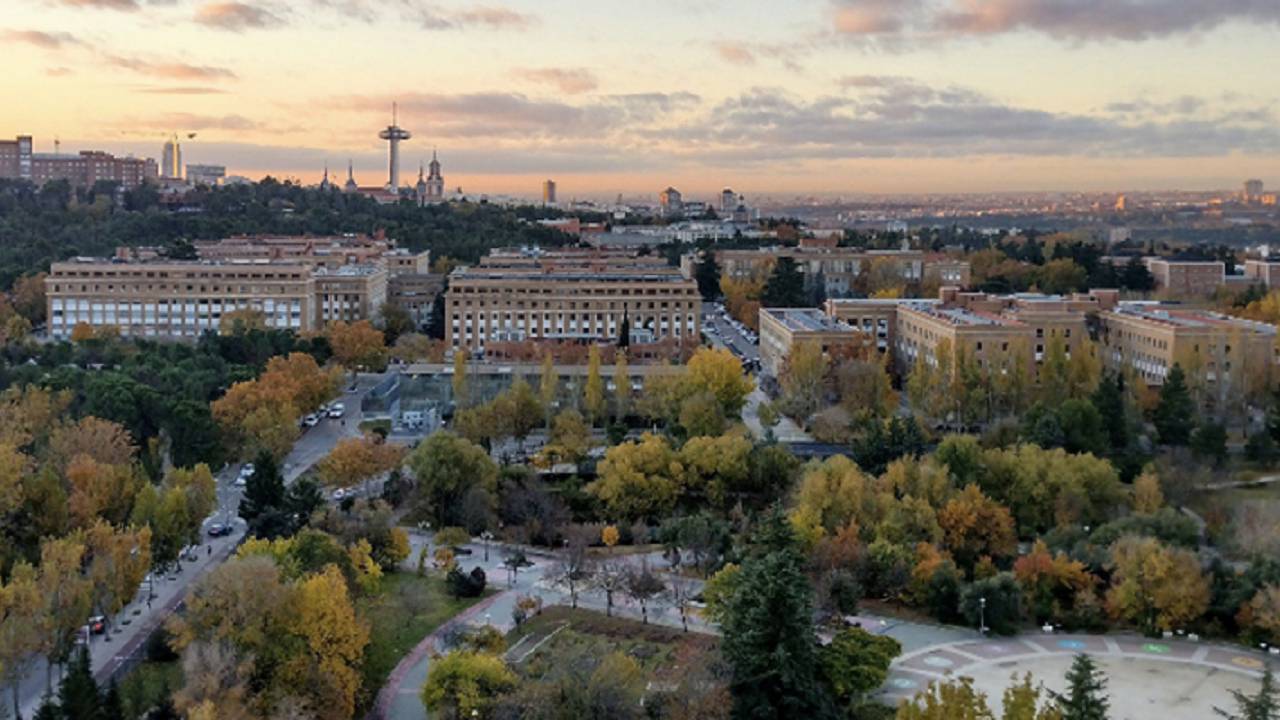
[713,240,970,295]
[445,251,700,351]
[47,258,317,338]
[1243,260,1280,288]
[759,308,862,377]
[387,273,444,326]
[0,136,157,189]
[1146,258,1225,296]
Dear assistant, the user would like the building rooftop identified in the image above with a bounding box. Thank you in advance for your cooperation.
[764,308,856,333]
[1110,303,1277,335]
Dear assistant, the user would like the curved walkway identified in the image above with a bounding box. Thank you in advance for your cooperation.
[878,633,1278,719]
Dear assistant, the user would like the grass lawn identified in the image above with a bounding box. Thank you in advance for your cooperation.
[118,660,183,720]
[506,605,717,678]
[355,570,487,714]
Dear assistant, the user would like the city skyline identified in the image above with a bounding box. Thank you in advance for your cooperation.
[4,0,1280,194]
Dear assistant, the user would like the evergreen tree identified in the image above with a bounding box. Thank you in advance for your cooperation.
[1191,422,1229,467]
[286,475,325,528]
[238,449,290,539]
[694,250,722,300]
[1091,373,1132,455]
[1152,364,1195,446]
[1122,256,1155,292]
[1215,665,1279,719]
[761,257,806,308]
[101,680,125,720]
[1052,654,1110,720]
[722,507,827,719]
[618,311,631,349]
[57,647,102,720]
[33,694,59,720]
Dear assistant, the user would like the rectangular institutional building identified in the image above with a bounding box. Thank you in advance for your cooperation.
[709,239,971,295]
[0,136,158,189]
[446,248,700,351]
[761,287,1277,416]
[45,235,431,339]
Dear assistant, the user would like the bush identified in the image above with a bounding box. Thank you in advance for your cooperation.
[960,573,1022,636]
[447,566,487,598]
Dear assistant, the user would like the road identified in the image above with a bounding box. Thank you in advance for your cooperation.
[13,376,379,719]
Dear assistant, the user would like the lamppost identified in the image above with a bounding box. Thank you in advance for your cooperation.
[979,597,987,635]
[482,531,493,562]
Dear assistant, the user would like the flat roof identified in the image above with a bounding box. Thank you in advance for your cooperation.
[764,308,856,333]
[1110,304,1277,334]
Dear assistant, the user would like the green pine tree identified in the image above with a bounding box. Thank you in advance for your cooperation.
[101,679,124,720]
[761,256,806,307]
[57,647,101,720]
[1052,654,1110,720]
[722,507,827,719]
[238,449,290,539]
[618,311,631,349]
[32,694,59,720]
[1091,373,1132,455]
[694,250,722,300]
[1152,363,1195,446]
[1215,665,1280,720]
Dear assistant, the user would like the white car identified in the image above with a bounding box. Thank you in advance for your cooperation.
[328,403,345,419]
[303,413,320,427]
[333,488,347,501]
[235,463,255,486]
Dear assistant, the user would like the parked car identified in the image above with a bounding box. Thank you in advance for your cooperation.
[88,615,106,635]
[332,488,346,501]
[303,413,320,427]
[328,402,345,419]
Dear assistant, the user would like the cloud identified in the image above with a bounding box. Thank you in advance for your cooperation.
[1,29,79,48]
[838,75,910,88]
[195,1,284,30]
[828,0,1280,43]
[411,3,538,30]
[136,86,231,94]
[46,67,75,76]
[512,68,598,95]
[48,0,140,9]
[105,55,237,80]
[716,41,756,65]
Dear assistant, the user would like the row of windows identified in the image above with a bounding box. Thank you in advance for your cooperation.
[454,300,695,311]
[54,270,305,280]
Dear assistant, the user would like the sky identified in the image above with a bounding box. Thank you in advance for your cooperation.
[3,0,1280,199]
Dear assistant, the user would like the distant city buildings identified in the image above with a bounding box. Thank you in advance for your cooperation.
[0,135,157,189]
[659,187,683,214]
[1145,258,1226,297]
[186,164,225,186]
[1244,179,1265,204]
[543,179,557,204]
[45,234,432,339]
[706,240,971,296]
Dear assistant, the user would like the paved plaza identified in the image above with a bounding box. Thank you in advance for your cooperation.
[878,634,1276,719]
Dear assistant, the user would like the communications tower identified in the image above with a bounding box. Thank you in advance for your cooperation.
[379,103,411,190]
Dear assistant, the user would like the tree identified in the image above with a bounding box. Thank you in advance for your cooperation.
[405,431,498,528]
[1050,654,1110,720]
[57,647,102,720]
[544,532,594,609]
[685,347,755,418]
[779,340,827,422]
[1131,472,1164,514]
[239,449,292,539]
[623,561,666,624]
[1,561,43,720]
[587,433,682,521]
[593,560,629,617]
[584,344,606,424]
[1105,535,1208,634]
[695,250,722,300]
[721,508,825,718]
[327,319,387,376]
[317,434,406,495]
[896,677,993,719]
[819,625,902,703]
[288,564,370,719]
[961,572,1024,636]
[1191,422,1229,466]
[702,563,740,625]
[1153,364,1195,446]
[1215,665,1279,720]
[762,256,806,307]
[613,351,632,421]
[938,484,1018,572]
[378,302,416,345]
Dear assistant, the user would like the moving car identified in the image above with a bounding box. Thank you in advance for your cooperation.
[207,523,232,537]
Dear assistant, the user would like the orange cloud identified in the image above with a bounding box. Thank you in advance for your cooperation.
[512,68,598,95]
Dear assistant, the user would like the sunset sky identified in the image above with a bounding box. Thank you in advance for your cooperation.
[4,0,1280,198]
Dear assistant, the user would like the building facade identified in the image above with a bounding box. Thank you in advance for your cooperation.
[1146,258,1225,297]
[46,236,432,339]
[759,308,862,378]
[445,250,700,351]
[716,242,971,295]
[0,136,158,189]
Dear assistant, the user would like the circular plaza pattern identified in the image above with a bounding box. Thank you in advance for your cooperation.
[877,634,1275,720]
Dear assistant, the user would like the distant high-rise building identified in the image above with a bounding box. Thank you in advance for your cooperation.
[1244,179,1265,204]
[543,179,557,204]
[1115,195,1127,211]
[186,164,225,186]
[161,137,182,180]
[659,187,682,214]
[721,188,736,214]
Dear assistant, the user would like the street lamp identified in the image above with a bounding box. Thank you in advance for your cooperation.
[979,597,987,635]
